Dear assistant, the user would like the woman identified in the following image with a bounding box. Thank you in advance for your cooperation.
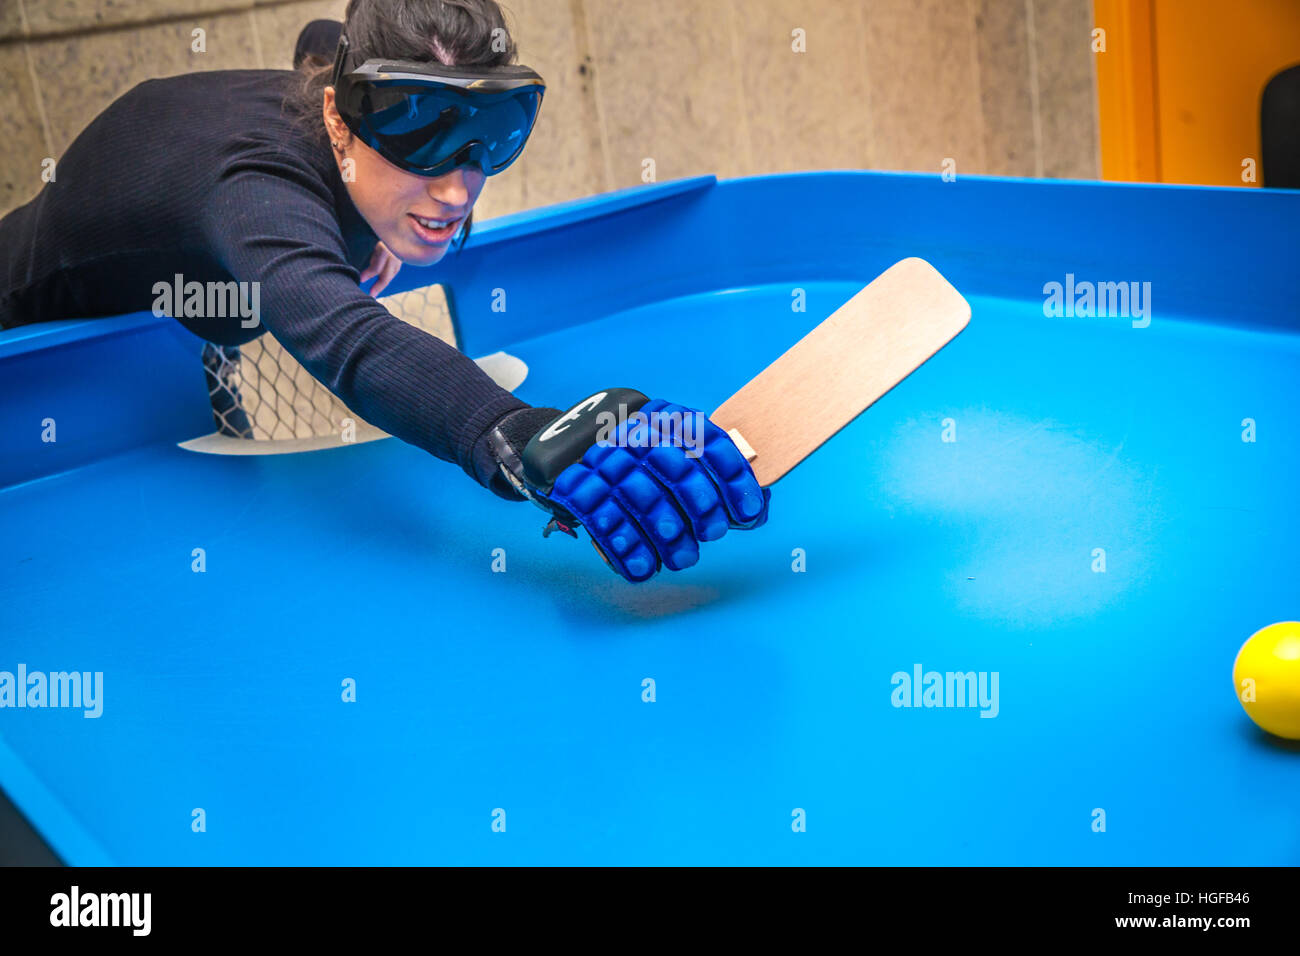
[0,0,768,582]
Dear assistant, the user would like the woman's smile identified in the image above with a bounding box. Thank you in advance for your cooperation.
[408,212,463,245]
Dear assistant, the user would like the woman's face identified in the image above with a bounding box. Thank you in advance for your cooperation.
[322,87,486,266]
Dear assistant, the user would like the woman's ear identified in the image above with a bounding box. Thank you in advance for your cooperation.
[321,87,352,147]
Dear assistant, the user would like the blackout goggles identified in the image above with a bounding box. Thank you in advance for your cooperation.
[330,33,545,177]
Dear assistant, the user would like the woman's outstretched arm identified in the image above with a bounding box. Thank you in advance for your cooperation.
[202,147,550,496]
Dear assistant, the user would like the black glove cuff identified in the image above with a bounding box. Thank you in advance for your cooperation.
[480,405,564,502]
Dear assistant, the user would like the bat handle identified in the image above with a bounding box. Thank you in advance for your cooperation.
[726,428,757,463]
[591,538,614,569]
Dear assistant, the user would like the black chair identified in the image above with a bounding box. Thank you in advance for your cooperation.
[1261,63,1300,188]
[294,19,344,70]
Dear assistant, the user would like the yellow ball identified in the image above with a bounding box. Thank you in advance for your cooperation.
[1234,621,1300,740]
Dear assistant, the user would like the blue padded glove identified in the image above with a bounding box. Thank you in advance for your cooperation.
[493,388,770,582]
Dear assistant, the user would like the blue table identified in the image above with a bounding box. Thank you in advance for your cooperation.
[2,172,1298,865]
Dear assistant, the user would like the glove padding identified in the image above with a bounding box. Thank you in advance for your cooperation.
[515,389,770,582]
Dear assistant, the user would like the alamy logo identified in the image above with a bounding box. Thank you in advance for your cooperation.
[50,886,151,936]
[0,665,103,717]
[152,273,260,328]
[594,404,705,459]
[539,396,707,459]
[891,664,999,718]
[1042,273,1152,328]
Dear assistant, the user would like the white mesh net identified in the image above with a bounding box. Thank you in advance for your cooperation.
[200,284,457,442]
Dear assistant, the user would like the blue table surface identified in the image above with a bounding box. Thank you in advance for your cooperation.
[3,280,1298,864]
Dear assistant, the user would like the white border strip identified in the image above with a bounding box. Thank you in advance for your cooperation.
[179,351,529,457]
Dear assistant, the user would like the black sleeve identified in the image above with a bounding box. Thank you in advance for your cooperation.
[201,149,529,491]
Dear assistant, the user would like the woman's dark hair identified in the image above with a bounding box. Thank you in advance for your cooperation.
[288,0,521,249]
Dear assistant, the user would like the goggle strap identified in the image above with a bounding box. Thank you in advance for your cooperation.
[331,33,351,88]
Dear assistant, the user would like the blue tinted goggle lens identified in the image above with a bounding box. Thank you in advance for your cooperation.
[357,85,540,174]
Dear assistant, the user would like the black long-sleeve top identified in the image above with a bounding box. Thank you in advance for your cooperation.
[0,69,540,493]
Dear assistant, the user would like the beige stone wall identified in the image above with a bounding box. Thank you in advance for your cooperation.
[0,0,1100,220]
